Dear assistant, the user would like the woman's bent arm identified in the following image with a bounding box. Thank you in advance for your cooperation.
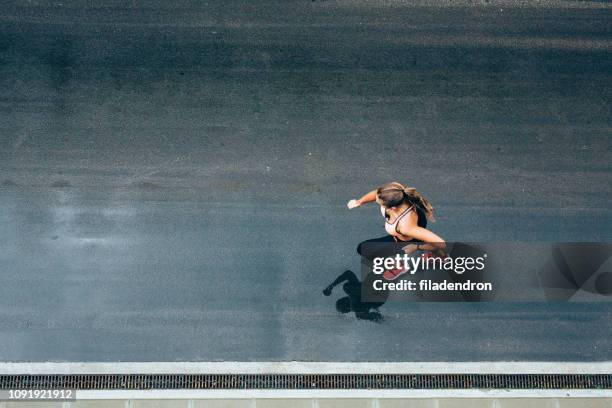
[357,189,378,205]
[403,226,446,254]
[347,189,378,209]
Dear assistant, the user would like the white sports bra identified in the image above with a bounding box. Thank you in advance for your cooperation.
[381,205,415,240]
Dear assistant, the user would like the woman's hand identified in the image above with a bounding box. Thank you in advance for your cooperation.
[402,244,419,255]
[347,199,361,209]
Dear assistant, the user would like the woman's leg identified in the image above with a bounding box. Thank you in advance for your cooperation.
[356,235,397,261]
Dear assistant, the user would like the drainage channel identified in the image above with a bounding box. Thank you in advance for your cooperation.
[0,374,610,390]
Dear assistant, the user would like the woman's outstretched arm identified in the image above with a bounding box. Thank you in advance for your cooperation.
[347,189,377,209]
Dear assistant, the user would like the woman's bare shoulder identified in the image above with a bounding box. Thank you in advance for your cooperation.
[397,210,418,231]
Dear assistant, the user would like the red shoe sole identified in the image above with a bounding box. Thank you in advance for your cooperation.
[383,268,406,281]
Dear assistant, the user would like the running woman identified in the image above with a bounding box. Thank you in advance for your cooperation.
[348,181,446,280]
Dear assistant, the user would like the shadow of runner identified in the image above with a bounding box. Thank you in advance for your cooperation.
[323,270,389,322]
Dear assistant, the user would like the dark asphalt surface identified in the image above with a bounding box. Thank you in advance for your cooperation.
[0,1,611,362]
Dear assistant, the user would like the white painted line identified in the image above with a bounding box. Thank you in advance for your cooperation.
[72,389,612,399]
[0,362,611,375]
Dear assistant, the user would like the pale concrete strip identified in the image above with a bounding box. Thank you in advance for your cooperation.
[2,399,612,408]
[72,390,612,400]
[2,362,612,375]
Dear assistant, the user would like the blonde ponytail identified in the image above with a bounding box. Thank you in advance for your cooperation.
[403,186,435,221]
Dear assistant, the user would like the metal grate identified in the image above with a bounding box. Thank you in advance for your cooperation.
[0,374,610,390]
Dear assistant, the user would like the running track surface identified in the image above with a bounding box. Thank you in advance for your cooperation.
[0,1,611,362]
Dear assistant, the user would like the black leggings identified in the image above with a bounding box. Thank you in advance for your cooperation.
[357,207,427,262]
